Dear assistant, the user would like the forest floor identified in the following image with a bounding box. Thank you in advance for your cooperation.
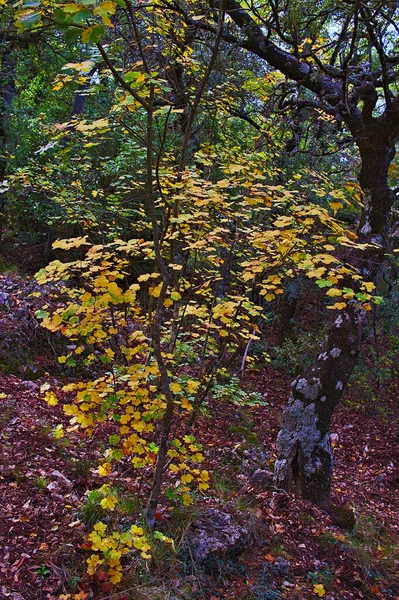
[0,271,398,600]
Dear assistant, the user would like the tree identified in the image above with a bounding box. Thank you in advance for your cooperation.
[11,0,396,519]
[191,0,399,503]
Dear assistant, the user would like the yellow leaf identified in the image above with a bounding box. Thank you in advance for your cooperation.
[199,469,210,481]
[330,201,343,212]
[109,570,122,584]
[326,288,342,297]
[170,382,182,393]
[94,273,109,288]
[45,391,59,406]
[169,463,179,473]
[52,236,89,250]
[149,283,162,298]
[216,179,230,188]
[100,495,118,510]
[186,379,200,394]
[107,281,123,300]
[94,1,116,14]
[313,583,326,597]
[98,462,112,476]
[198,482,209,491]
[363,281,375,292]
[327,301,347,310]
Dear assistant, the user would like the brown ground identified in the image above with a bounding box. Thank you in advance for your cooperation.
[0,272,398,600]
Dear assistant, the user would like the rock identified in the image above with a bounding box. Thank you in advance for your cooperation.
[274,557,292,576]
[249,469,274,489]
[186,508,251,563]
[240,445,270,477]
[51,469,73,488]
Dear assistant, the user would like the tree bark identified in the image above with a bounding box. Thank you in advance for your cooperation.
[0,47,16,182]
[274,305,363,502]
[274,137,397,503]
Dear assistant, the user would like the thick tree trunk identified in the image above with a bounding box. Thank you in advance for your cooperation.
[274,305,363,502]
[274,139,396,503]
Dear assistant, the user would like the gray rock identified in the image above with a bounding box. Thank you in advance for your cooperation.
[51,469,72,487]
[274,557,292,576]
[241,445,270,477]
[249,469,274,488]
[187,508,251,562]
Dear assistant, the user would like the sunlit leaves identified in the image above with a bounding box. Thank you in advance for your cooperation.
[52,236,90,250]
[45,391,59,406]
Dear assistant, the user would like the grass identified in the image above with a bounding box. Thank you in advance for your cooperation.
[34,476,49,489]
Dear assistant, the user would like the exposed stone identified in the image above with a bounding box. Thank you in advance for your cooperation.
[186,508,251,562]
[330,347,341,358]
[240,445,269,477]
[51,469,73,488]
[249,469,274,488]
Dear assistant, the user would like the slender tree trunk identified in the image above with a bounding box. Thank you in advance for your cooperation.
[274,138,396,503]
[0,47,16,181]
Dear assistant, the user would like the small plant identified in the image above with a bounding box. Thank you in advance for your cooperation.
[306,564,333,585]
[212,473,236,501]
[34,476,49,489]
[34,564,51,578]
[78,489,106,526]
[270,329,326,377]
[211,374,267,407]
[69,458,94,478]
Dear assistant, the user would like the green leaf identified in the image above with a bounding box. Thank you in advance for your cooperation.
[62,3,84,13]
[315,279,330,288]
[124,71,143,83]
[35,310,49,319]
[16,10,41,31]
[165,487,177,500]
[22,0,41,7]
[70,9,92,22]
[65,27,82,42]
[81,24,105,43]
[109,434,120,445]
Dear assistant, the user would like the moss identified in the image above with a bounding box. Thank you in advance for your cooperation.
[324,503,356,530]
[0,359,21,376]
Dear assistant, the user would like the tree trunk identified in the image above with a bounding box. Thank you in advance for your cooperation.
[274,305,363,502]
[0,47,16,181]
[274,138,396,503]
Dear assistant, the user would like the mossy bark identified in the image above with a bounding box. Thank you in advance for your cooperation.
[275,137,397,503]
[274,307,363,502]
